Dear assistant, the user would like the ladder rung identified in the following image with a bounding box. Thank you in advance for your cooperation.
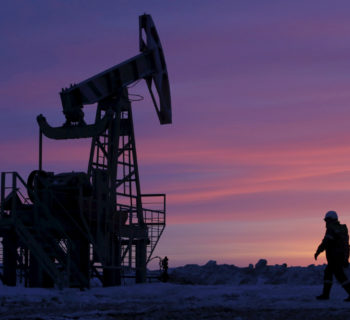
[117,161,134,167]
[116,192,138,198]
[92,162,108,168]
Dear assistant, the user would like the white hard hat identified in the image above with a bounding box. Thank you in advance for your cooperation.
[324,210,338,221]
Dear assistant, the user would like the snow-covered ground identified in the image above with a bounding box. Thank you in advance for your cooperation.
[2,260,350,319]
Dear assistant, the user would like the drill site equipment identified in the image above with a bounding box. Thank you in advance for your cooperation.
[0,14,171,288]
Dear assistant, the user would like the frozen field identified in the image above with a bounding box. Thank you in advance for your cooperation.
[2,260,350,319]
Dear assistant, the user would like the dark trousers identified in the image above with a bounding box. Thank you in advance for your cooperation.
[324,263,348,285]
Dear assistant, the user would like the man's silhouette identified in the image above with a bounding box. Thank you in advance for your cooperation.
[315,210,350,301]
[160,256,169,282]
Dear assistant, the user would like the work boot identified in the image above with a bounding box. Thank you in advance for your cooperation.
[316,282,332,300]
[342,282,350,301]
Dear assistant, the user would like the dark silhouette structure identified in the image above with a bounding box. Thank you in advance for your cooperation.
[160,256,169,282]
[315,210,350,301]
[0,14,171,288]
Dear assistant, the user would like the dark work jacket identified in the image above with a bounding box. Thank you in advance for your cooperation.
[317,221,349,266]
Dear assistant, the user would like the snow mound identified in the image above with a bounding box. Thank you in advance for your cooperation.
[168,259,329,285]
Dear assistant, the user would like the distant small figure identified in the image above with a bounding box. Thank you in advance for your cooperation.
[314,211,350,301]
[160,256,169,282]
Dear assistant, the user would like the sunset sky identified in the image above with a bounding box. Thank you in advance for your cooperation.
[2,0,350,268]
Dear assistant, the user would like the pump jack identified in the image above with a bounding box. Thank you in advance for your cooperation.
[0,14,171,288]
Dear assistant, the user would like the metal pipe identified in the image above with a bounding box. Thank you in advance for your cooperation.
[0,172,5,217]
[39,129,42,171]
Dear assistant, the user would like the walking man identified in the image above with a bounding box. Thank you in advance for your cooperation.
[315,210,350,301]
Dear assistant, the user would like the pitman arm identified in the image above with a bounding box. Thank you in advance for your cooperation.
[37,110,114,140]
